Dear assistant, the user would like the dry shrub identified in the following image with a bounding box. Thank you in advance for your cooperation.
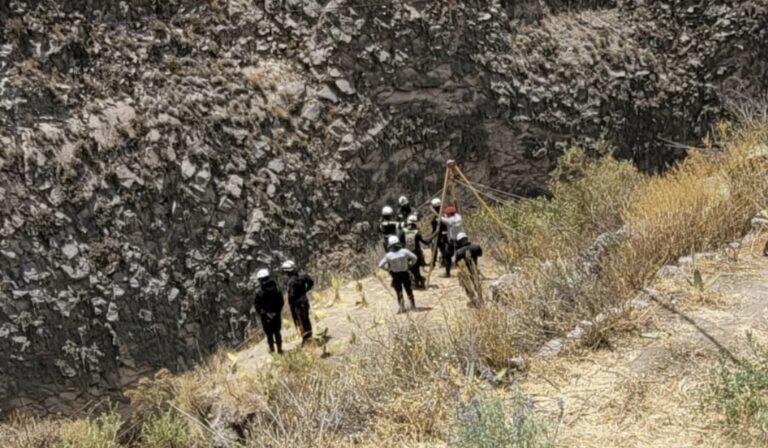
[444,305,524,370]
[0,414,63,448]
[58,407,122,448]
[468,120,768,358]
[467,145,641,266]
[604,128,768,300]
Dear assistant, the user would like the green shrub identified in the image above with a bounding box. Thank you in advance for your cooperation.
[58,408,122,448]
[704,334,768,445]
[140,409,190,448]
[452,392,553,448]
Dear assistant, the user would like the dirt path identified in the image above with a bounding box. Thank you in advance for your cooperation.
[234,236,768,447]
[237,255,506,371]
[522,241,768,448]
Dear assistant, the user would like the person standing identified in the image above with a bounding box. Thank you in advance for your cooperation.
[379,235,418,313]
[379,205,400,250]
[440,206,465,278]
[400,214,428,289]
[429,198,449,273]
[397,196,414,224]
[254,269,284,354]
[281,260,315,345]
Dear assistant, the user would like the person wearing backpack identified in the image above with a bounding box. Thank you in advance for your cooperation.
[281,260,315,345]
[400,214,428,289]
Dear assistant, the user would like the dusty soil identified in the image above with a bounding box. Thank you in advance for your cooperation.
[235,237,768,447]
[523,239,768,447]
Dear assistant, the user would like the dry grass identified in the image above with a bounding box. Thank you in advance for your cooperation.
[0,414,63,448]
[468,120,768,357]
[6,120,768,447]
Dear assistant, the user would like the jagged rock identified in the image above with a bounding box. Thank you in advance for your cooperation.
[539,338,564,358]
[317,85,339,103]
[654,265,686,280]
[335,79,356,95]
[507,356,526,372]
[2,0,767,416]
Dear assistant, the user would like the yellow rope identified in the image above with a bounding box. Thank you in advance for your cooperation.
[452,165,513,242]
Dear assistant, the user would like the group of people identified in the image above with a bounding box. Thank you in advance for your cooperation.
[377,196,483,313]
[253,261,315,354]
[253,195,484,354]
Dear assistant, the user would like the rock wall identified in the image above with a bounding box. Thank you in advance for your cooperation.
[0,0,767,415]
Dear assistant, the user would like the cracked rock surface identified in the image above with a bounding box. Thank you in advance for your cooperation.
[1,0,767,415]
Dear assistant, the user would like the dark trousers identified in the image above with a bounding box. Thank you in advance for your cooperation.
[444,241,457,275]
[410,252,425,288]
[260,315,283,353]
[391,271,414,310]
[431,239,448,269]
[290,298,313,343]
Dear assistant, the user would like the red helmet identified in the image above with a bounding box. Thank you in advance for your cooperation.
[444,206,456,216]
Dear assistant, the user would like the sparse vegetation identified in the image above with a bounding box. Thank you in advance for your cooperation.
[57,407,122,448]
[705,334,768,446]
[452,392,554,448]
[139,410,190,448]
[4,120,767,447]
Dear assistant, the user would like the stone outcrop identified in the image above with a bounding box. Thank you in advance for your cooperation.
[1,0,767,415]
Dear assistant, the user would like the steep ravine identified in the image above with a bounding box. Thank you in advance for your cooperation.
[0,0,766,415]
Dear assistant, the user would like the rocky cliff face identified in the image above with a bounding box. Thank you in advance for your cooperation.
[1,0,766,415]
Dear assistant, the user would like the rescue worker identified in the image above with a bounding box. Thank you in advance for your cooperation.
[254,269,284,354]
[281,260,314,345]
[429,198,449,273]
[400,214,428,289]
[379,205,400,250]
[378,235,418,313]
[397,196,414,224]
[453,232,483,276]
[440,206,465,278]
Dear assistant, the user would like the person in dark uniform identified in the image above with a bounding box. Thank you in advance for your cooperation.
[281,260,315,345]
[379,235,418,313]
[440,206,465,278]
[397,196,414,224]
[429,198,449,273]
[453,232,483,276]
[379,205,400,251]
[400,214,428,289]
[254,269,284,354]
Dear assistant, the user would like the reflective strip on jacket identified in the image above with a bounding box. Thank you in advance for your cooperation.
[378,248,418,273]
[441,214,465,241]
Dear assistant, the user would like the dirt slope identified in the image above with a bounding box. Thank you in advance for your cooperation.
[523,235,768,447]
[234,232,768,447]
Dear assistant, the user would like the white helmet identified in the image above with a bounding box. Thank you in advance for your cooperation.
[407,214,418,224]
[431,198,441,207]
[382,206,394,217]
[281,260,296,272]
[387,235,400,248]
[456,232,468,241]
[256,269,270,280]
[398,196,409,206]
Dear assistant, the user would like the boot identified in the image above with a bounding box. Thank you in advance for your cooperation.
[277,344,284,355]
[408,296,416,311]
[267,342,275,353]
[397,294,406,314]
